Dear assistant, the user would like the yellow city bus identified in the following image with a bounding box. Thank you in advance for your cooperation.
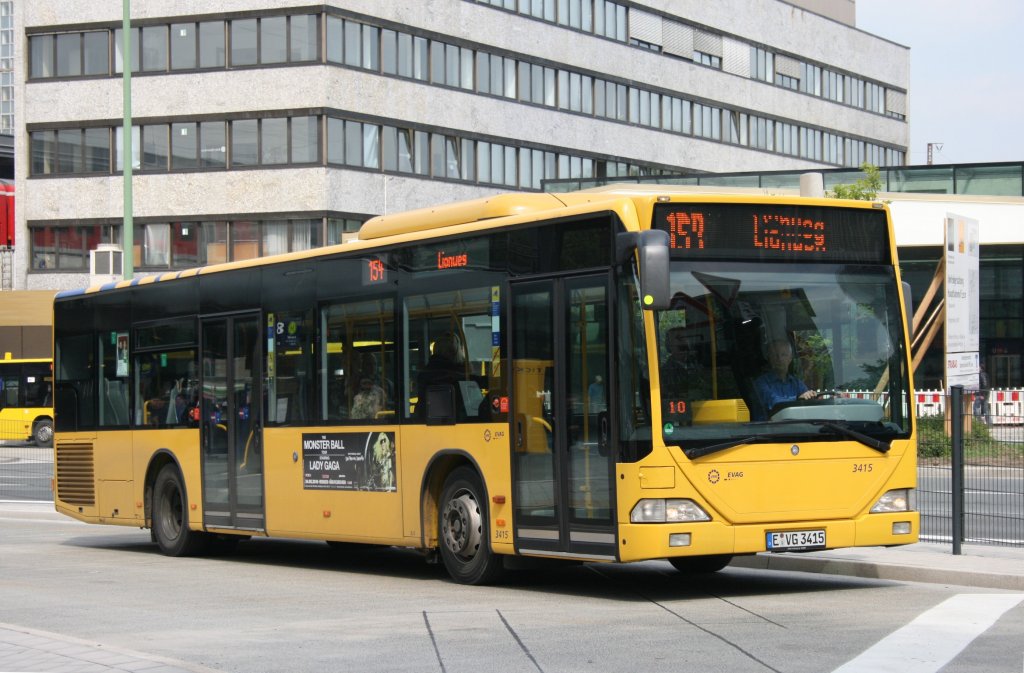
[52,188,918,584]
[0,354,53,446]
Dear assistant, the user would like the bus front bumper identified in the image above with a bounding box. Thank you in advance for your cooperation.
[617,511,919,563]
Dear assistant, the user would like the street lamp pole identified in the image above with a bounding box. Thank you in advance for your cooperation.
[122,0,134,280]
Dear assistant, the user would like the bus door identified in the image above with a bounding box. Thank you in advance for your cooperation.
[200,313,265,531]
[510,274,616,560]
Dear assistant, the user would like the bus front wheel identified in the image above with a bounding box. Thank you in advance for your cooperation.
[32,419,53,447]
[438,467,504,585]
[152,464,208,556]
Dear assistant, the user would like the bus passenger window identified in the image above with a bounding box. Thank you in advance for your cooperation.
[319,297,395,424]
[404,286,499,423]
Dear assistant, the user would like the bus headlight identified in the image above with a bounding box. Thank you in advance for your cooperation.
[630,499,711,523]
[870,488,915,513]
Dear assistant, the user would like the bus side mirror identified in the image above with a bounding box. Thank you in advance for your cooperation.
[618,230,671,310]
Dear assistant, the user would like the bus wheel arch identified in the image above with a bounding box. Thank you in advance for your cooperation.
[31,416,53,447]
[420,452,470,550]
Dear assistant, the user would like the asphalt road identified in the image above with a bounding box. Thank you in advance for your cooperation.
[2,503,1023,673]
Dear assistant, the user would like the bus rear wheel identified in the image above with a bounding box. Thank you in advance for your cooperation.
[438,467,504,585]
[153,464,208,556]
[668,554,732,574]
[32,419,53,447]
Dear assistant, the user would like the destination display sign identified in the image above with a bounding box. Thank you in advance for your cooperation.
[653,203,890,264]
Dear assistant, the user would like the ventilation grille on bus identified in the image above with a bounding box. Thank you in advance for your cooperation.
[55,442,95,506]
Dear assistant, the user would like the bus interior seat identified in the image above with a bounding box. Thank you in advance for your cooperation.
[103,380,129,426]
[423,384,457,425]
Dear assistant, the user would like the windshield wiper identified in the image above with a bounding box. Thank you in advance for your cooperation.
[681,422,891,460]
[817,421,891,454]
[683,436,762,460]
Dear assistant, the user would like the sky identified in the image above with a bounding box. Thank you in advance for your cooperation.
[855,0,1024,165]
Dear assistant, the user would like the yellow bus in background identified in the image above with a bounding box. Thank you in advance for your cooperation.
[52,187,918,584]
[0,354,53,447]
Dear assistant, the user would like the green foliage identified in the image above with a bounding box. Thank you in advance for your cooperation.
[916,415,998,460]
[917,416,950,458]
[796,333,833,390]
[829,163,883,201]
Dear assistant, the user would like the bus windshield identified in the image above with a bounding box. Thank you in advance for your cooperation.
[656,260,911,450]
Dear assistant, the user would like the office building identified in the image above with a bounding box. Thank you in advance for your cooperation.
[14,0,909,292]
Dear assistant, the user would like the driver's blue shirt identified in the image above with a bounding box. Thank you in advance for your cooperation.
[753,372,808,420]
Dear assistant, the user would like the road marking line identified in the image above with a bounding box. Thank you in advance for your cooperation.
[832,593,1024,673]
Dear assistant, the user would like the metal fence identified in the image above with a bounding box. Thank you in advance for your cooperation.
[3,389,1022,548]
[916,386,1024,550]
[0,442,53,501]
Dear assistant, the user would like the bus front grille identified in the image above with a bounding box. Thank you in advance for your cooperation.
[55,442,95,506]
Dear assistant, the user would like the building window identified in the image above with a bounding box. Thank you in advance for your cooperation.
[750,47,773,83]
[775,73,798,90]
[630,38,661,52]
[29,224,117,271]
[291,116,319,163]
[170,23,197,70]
[30,128,110,175]
[200,121,226,168]
[30,31,108,78]
[261,117,288,165]
[56,33,82,77]
[199,21,226,68]
[800,63,821,96]
[141,124,169,170]
[230,119,258,166]
[230,19,257,66]
[141,25,168,72]
[171,122,198,169]
[326,118,381,169]
[694,51,721,69]
[327,218,364,245]
[29,34,54,78]
[261,16,288,64]
[823,69,844,103]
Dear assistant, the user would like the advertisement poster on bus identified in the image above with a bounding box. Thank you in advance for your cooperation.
[944,212,980,390]
[302,431,396,492]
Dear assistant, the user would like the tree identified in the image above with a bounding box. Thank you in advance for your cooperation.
[829,163,883,201]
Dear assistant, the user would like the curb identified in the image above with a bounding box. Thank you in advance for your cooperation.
[730,553,1024,591]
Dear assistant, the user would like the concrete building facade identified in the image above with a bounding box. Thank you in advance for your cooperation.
[14,0,909,292]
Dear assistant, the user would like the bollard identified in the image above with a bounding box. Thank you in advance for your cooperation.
[949,385,964,555]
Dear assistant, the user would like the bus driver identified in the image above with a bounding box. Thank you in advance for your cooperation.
[753,339,816,418]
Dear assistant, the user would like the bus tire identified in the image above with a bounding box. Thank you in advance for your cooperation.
[668,554,732,574]
[32,419,53,447]
[438,466,504,585]
[152,464,208,557]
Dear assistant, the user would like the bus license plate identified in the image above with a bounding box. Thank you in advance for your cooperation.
[766,529,826,551]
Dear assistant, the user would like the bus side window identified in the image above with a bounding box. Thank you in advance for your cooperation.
[320,297,395,424]
[23,365,52,408]
[0,372,17,408]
